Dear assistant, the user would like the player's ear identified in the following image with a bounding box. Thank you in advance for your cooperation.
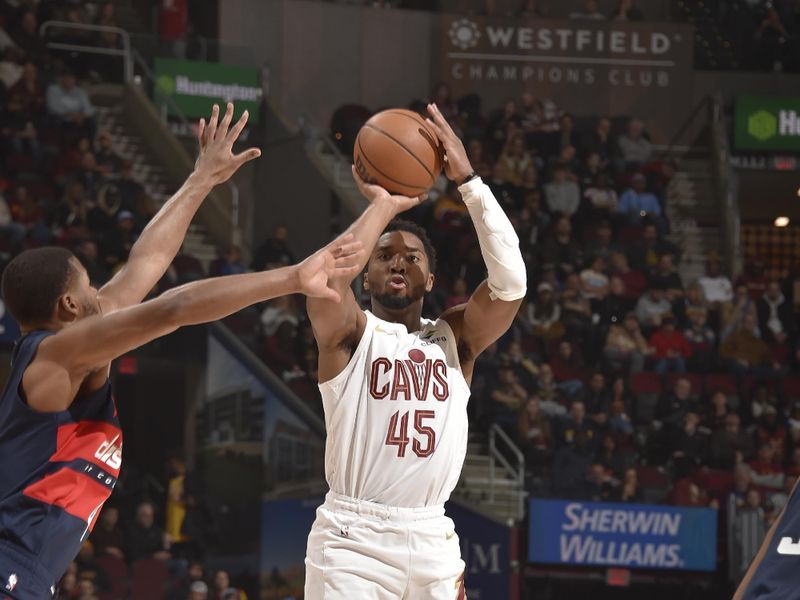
[425,272,435,293]
[57,293,79,321]
[362,271,370,291]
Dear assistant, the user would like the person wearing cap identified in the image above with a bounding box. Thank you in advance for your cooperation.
[540,215,583,279]
[603,312,651,373]
[648,313,692,374]
[698,252,734,306]
[189,580,208,600]
[525,281,565,343]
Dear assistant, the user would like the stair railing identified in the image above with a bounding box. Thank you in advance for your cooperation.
[40,20,244,247]
[40,20,133,82]
[488,424,526,521]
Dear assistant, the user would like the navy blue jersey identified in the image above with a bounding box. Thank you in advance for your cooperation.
[738,480,800,599]
[0,331,121,599]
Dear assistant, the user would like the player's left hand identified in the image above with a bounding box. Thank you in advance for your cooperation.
[296,234,365,302]
[425,103,473,184]
[195,102,262,186]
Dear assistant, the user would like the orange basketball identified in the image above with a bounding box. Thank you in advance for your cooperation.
[353,109,443,197]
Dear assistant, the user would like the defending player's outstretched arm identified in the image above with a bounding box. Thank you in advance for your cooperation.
[97,102,261,314]
[22,235,363,413]
[306,167,426,382]
[425,103,526,381]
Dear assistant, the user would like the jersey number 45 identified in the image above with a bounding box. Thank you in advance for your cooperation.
[385,410,435,458]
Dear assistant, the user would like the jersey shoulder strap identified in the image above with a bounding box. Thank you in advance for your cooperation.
[421,316,462,374]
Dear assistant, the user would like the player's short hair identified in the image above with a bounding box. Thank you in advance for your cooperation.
[1,247,77,325]
[382,219,437,272]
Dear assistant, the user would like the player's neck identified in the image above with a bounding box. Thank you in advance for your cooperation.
[371,302,424,333]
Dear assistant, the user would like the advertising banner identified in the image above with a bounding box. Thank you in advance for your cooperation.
[448,501,516,600]
[439,15,694,141]
[154,58,262,122]
[735,95,800,152]
[528,499,717,571]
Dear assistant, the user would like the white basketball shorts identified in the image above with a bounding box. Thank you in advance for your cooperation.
[304,491,467,600]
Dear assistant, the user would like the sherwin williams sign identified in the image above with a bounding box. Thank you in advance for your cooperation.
[528,499,717,571]
[154,58,262,123]
[735,95,800,152]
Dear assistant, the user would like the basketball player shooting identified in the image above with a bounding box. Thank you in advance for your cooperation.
[304,102,527,599]
[0,103,364,600]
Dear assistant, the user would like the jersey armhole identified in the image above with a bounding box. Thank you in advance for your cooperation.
[318,310,375,392]
[433,317,464,375]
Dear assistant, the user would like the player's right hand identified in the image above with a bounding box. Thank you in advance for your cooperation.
[194,102,262,186]
[295,233,365,302]
[352,166,427,215]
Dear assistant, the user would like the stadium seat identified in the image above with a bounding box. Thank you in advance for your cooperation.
[130,558,169,600]
[630,373,662,424]
[637,465,670,503]
[782,376,800,402]
[703,373,738,396]
[94,555,128,600]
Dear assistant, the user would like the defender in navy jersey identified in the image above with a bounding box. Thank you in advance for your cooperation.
[0,103,364,600]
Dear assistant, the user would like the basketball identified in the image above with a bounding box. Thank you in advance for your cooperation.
[353,109,443,197]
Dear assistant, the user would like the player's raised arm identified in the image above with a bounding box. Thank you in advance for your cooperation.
[97,102,261,314]
[23,236,362,412]
[307,167,426,381]
[425,103,527,379]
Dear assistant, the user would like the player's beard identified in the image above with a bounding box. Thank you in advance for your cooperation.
[373,292,415,310]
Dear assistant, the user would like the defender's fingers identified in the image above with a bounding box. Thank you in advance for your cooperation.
[198,118,206,147]
[207,104,220,140]
[227,109,250,143]
[219,102,235,137]
[233,148,262,165]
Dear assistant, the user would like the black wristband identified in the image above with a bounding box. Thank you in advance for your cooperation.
[459,171,478,186]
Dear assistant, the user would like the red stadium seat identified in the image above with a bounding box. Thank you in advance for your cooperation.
[782,376,800,402]
[630,372,662,394]
[94,555,128,600]
[703,373,738,396]
[130,558,169,600]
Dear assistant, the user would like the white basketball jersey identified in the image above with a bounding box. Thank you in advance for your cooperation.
[319,310,471,507]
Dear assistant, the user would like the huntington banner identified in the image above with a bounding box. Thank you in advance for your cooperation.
[439,16,694,142]
[154,58,262,123]
[735,95,800,152]
[528,499,717,571]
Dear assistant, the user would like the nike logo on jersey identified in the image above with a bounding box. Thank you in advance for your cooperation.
[778,537,800,555]
[5,573,17,591]
[94,435,122,470]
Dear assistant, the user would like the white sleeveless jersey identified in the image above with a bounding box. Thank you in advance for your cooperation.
[319,310,471,507]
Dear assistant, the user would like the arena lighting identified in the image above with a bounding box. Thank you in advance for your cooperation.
[775,216,790,227]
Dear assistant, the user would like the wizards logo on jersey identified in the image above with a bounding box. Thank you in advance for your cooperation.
[22,420,121,528]
[369,350,450,401]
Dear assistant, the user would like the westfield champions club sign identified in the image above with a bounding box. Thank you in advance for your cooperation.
[439,16,694,141]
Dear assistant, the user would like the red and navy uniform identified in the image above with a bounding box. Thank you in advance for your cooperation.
[0,331,121,599]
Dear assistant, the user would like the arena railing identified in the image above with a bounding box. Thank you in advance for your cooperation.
[39,20,244,250]
[489,423,526,522]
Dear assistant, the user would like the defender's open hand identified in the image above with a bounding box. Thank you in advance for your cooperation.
[296,234,365,302]
[195,102,261,186]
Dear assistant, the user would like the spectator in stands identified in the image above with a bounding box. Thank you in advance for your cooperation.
[444,277,470,310]
[557,400,597,448]
[675,280,709,329]
[710,413,753,468]
[628,222,678,272]
[0,189,26,251]
[212,570,244,600]
[769,474,797,512]
[581,371,609,420]
[610,0,644,20]
[466,139,493,180]
[648,253,683,301]
[585,462,616,501]
[73,151,107,200]
[736,258,768,300]
[751,383,779,424]
[8,183,50,245]
[0,46,23,94]
[209,244,246,276]
[559,274,592,341]
[720,312,776,375]
[577,150,604,190]
[635,284,671,332]
[550,340,586,398]
[7,60,45,122]
[554,115,580,156]
[603,312,650,373]
[502,340,538,388]
[582,117,614,163]
[684,308,717,372]
[667,412,707,475]
[95,129,123,174]
[585,220,620,263]
[721,283,756,341]
[117,161,153,220]
[489,361,529,428]
[657,377,698,434]
[610,251,646,301]
[579,255,609,303]
[616,118,653,167]
[497,135,533,187]
[583,173,618,220]
[749,442,784,491]
[616,467,642,502]
[649,314,691,374]
[698,253,734,307]
[544,165,580,217]
[786,402,800,448]
[704,390,730,431]
[618,174,663,229]
[100,209,138,270]
[89,505,124,559]
[517,395,552,466]
[755,405,786,464]
[547,145,579,180]
[524,281,565,344]
[189,581,209,600]
[127,501,171,562]
[541,216,582,279]
[535,363,566,417]
[46,70,96,137]
[10,9,45,62]
[251,225,294,270]
[570,0,605,19]
[757,280,794,347]
[168,561,205,600]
